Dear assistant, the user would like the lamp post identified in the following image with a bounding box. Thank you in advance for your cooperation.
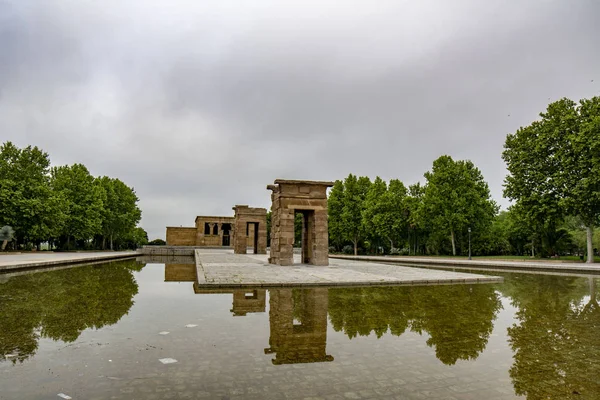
[468,227,472,260]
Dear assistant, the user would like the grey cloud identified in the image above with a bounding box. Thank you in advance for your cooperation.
[1,0,599,239]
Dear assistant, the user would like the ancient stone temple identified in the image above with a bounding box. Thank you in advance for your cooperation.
[166,216,235,247]
[267,179,334,266]
[264,288,333,365]
[232,205,267,254]
[194,216,235,246]
[166,214,257,248]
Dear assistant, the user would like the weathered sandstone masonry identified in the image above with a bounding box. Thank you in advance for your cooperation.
[195,216,235,247]
[165,227,196,246]
[166,215,256,248]
[267,179,334,266]
[233,205,267,254]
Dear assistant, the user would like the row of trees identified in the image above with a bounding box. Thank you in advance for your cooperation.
[0,142,147,250]
[327,96,599,261]
[328,155,497,257]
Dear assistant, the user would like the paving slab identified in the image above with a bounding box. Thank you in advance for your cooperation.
[0,251,138,272]
[194,250,502,288]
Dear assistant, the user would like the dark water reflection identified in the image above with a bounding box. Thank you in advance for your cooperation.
[0,260,142,364]
[329,284,501,365]
[1,261,599,399]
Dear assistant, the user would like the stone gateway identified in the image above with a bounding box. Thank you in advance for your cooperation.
[267,179,334,266]
[232,205,268,254]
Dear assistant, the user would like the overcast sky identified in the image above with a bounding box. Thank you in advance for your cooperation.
[1,0,599,240]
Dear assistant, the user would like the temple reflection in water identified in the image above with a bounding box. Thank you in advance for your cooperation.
[265,289,333,365]
[161,262,332,364]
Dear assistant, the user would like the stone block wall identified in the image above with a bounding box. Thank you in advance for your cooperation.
[166,227,197,246]
[194,216,235,247]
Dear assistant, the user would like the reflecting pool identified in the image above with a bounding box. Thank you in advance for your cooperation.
[1,260,599,399]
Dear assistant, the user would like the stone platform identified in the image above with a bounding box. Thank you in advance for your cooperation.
[194,250,502,288]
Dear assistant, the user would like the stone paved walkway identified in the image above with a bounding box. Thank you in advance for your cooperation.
[0,251,138,271]
[195,250,502,288]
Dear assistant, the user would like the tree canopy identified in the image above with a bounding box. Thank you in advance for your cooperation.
[0,141,147,250]
[503,97,600,262]
[422,155,498,256]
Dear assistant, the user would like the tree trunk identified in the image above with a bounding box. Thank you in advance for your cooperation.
[450,229,456,256]
[415,234,418,255]
[353,238,358,256]
[1,240,6,251]
[388,238,394,250]
[586,224,594,263]
[102,236,106,250]
[531,239,535,257]
[110,233,114,251]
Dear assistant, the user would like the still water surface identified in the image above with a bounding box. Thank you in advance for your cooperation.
[1,260,599,399]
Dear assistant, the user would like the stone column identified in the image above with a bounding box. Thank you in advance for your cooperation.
[312,210,329,266]
[233,220,247,254]
[257,221,268,255]
[277,208,295,266]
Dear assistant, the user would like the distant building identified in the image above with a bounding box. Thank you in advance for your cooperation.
[166,215,255,247]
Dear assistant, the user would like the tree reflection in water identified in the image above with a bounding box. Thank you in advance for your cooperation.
[0,260,142,364]
[328,283,502,365]
[501,274,600,399]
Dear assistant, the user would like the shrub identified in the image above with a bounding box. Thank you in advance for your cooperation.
[328,246,336,253]
[389,247,401,255]
[342,245,354,255]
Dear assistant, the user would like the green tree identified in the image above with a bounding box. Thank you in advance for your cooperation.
[327,180,345,250]
[50,164,105,248]
[362,177,388,250]
[341,174,371,255]
[97,177,142,250]
[363,178,409,251]
[422,155,497,256]
[406,183,426,255]
[116,226,148,249]
[0,142,64,248]
[503,97,600,263]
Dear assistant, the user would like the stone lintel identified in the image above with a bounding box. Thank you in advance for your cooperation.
[233,205,267,216]
[195,215,235,223]
[273,179,334,186]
